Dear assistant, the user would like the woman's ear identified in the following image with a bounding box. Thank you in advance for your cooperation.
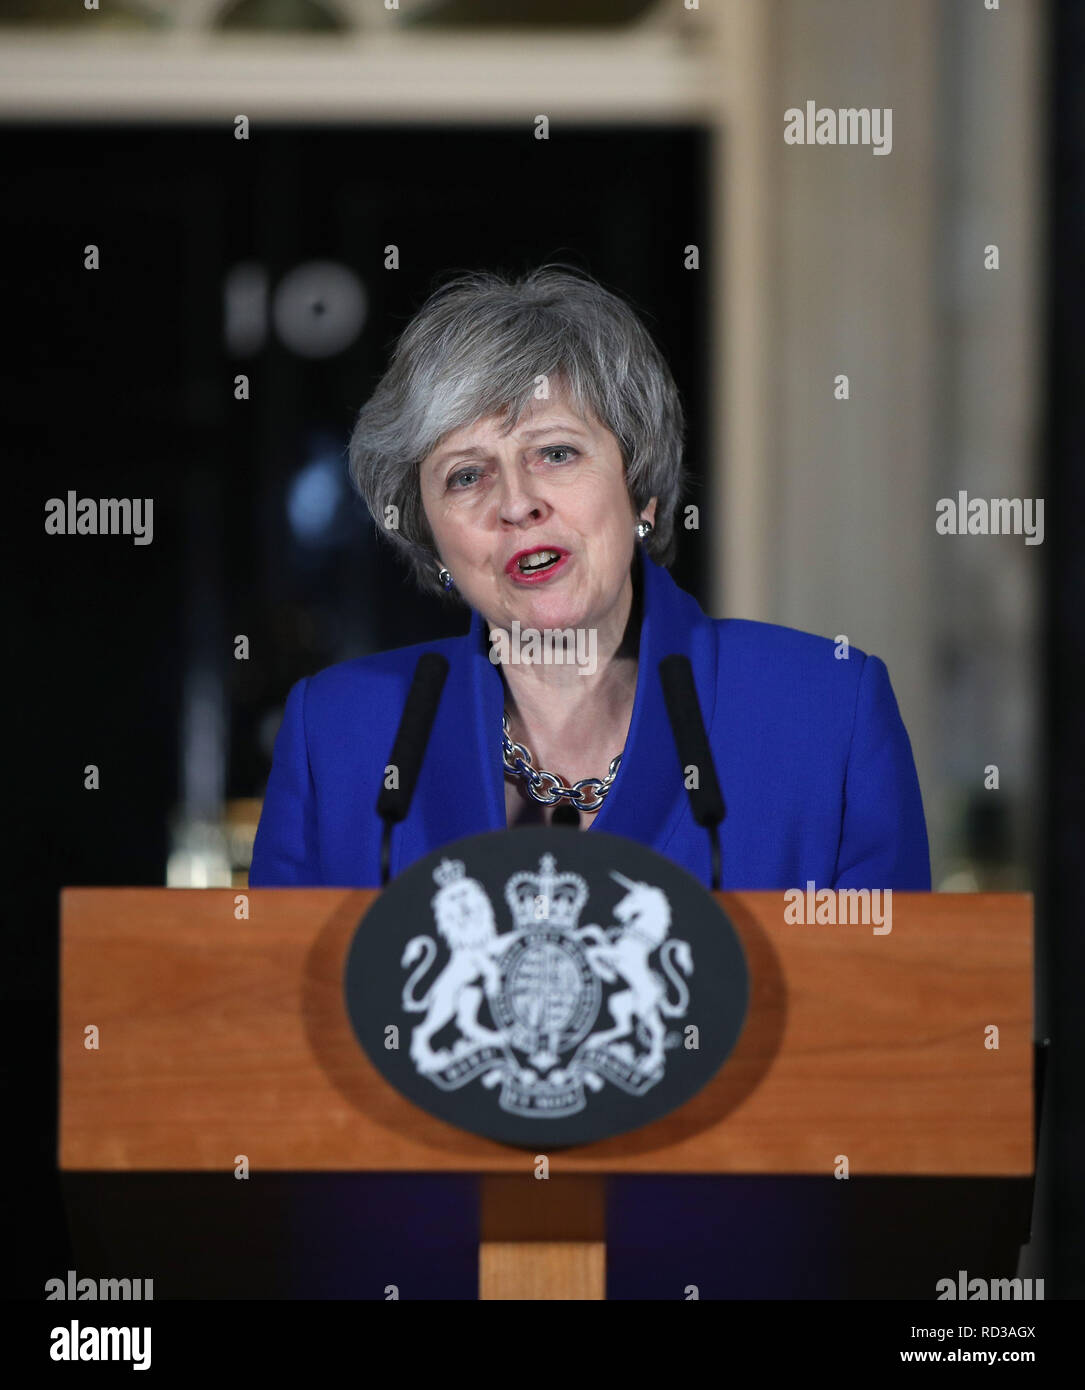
[642,496,658,527]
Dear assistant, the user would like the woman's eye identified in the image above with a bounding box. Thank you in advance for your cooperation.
[541,446,577,465]
[448,468,482,489]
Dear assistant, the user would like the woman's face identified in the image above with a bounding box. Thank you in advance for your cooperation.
[418,382,656,642]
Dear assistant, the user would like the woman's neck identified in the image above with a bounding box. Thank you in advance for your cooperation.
[497,563,644,779]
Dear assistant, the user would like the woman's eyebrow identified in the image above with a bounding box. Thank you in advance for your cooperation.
[430,444,488,469]
[518,422,590,440]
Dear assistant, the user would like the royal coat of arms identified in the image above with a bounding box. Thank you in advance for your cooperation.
[399,853,694,1117]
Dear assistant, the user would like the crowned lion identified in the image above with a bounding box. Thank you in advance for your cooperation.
[401,859,516,1073]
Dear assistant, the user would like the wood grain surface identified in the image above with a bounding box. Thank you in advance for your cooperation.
[58,889,1032,1176]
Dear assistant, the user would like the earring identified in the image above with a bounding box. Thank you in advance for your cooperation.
[635,518,654,540]
[437,567,454,591]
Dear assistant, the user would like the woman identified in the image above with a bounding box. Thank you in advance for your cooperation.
[251,265,930,891]
[249,265,930,1301]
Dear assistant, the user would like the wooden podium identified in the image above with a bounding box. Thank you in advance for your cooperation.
[58,888,1033,1300]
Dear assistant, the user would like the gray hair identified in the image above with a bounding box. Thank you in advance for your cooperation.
[347,264,687,597]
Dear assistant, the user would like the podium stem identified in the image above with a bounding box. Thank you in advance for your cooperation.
[478,1174,606,1300]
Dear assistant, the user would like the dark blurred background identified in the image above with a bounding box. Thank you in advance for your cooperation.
[2,0,1080,1305]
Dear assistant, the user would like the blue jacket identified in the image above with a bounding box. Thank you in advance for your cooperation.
[250,549,930,892]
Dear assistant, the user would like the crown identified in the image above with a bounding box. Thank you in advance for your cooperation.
[504,853,589,931]
[432,858,466,889]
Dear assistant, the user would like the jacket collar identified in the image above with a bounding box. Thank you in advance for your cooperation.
[421,548,718,858]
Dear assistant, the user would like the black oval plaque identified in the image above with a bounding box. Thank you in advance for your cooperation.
[344,828,749,1148]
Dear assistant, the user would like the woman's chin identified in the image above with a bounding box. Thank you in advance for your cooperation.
[508,595,590,634]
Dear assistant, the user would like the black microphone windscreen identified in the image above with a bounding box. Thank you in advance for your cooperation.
[376,652,450,824]
[658,654,726,826]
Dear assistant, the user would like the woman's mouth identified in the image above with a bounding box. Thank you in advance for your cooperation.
[506,547,571,583]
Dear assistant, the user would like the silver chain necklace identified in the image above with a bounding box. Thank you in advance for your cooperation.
[501,711,623,812]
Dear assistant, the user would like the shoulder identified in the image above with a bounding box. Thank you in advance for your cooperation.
[705,615,882,741]
[650,559,870,689]
[711,615,870,678]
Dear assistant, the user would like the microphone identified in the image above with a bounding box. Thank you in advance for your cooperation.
[376,652,450,885]
[658,654,726,889]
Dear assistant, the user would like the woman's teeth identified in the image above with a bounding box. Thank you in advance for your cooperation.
[518,550,560,572]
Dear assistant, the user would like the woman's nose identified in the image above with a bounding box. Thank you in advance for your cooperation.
[496,469,547,525]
